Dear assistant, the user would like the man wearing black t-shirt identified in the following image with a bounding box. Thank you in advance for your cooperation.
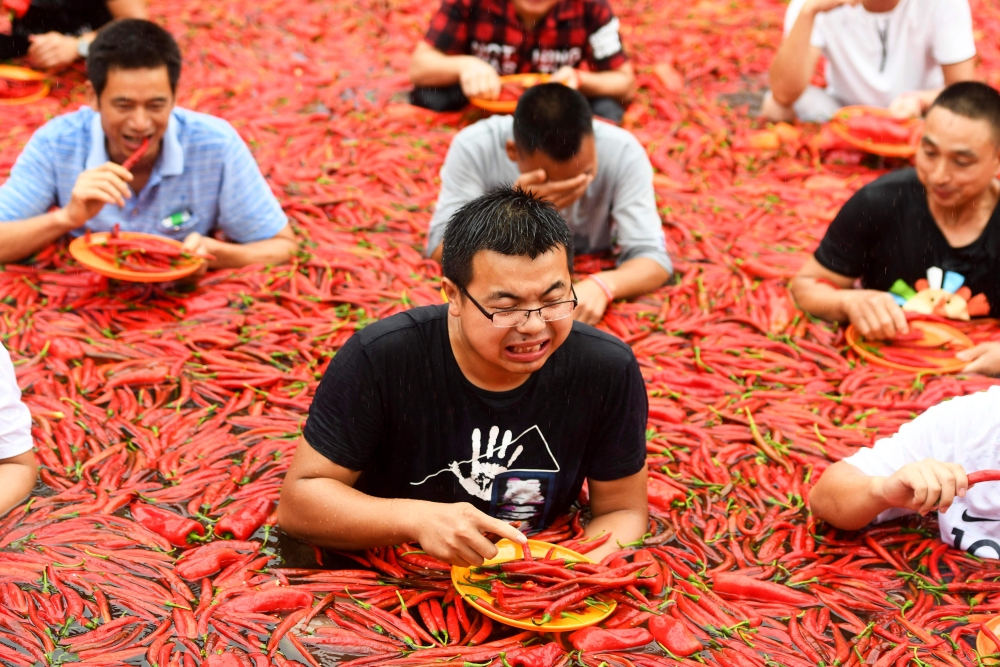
[278,187,649,566]
[792,82,1000,376]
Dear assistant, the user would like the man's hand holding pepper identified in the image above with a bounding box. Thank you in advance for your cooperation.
[573,277,610,325]
[409,501,527,567]
[871,458,969,516]
[840,289,909,340]
[514,169,593,211]
[57,163,135,230]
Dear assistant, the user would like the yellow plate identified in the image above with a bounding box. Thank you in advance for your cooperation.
[0,65,50,106]
[69,231,203,283]
[451,539,616,632]
[977,615,1000,655]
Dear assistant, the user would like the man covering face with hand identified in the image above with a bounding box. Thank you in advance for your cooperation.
[426,84,671,325]
[279,186,649,566]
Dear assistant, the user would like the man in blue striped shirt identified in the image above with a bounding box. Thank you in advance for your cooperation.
[0,19,295,274]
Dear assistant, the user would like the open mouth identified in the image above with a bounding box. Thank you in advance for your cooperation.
[504,339,550,362]
[122,133,153,151]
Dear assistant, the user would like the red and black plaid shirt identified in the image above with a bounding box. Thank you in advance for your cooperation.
[425,0,628,75]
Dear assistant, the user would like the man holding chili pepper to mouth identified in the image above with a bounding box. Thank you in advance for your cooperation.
[279,187,650,566]
[792,82,1000,376]
[425,84,671,326]
[763,0,976,122]
[811,388,1000,559]
[408,0,635,123]
[0,20,296,275]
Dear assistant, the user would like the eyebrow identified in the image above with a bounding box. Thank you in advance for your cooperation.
[922,135,977,157]
[111,96,169,104]
[487,280,566,302]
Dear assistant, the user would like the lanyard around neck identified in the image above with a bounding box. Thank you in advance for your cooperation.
[876,20,890,73]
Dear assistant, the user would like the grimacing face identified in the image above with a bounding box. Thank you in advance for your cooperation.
[87,66,176,168]
[916,106,1000,211]
[451,247,575,378]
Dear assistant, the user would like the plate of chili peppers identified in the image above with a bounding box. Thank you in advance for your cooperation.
[469,74,552,114]
[69,225,209,282]
[0,65,50,106]
[829,106,923,158]
[846,318,974,374]
[977,616,1000,657]
[451,538,620,632]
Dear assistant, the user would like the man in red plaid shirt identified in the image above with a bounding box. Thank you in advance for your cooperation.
[409,0,635,123]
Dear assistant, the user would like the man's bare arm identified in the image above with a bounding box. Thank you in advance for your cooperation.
[583,468,649,562]
[791,255,908,339]
[0,211,79,264]
[184,223,297,271]
[0,451,36,517]
[576,64,636,102]
[277,438,525,566]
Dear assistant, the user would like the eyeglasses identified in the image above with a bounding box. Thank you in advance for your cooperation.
[460,285,578,328]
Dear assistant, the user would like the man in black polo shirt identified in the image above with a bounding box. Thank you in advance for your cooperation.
[278,187,649,566]
[792,82,1000,376]
[408,0,635,123]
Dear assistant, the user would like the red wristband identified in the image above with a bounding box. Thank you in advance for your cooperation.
[588,275,615,302]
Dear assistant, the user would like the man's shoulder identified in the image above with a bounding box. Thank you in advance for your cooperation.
[561,322,637,370]
[171,108,243,148]
[593,121,646,159]
[861,168,923,198]
[354,305,448,351]
[31,107,95,145]
[452,116,512,152]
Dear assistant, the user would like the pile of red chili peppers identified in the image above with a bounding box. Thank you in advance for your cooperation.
[3,0,1000,665]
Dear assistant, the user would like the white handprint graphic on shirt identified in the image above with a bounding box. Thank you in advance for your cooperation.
[411,424,560,501]
[449,426,525,500]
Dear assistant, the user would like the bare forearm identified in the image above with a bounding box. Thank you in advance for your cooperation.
[107,0,148,19]
[583,507,648,561]
[0,211,76,264]
[790,276,849,322]
[597,257,670,300]
[770,8,818,105]
[410,48,476,87]
[206,236,296,269]
[278,478,423,549]
[577,68,635,101]
[809,462,888,530]
[0,455,37,517]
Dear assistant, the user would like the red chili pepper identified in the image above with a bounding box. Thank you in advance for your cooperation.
[711,572,817,606]
[215,497,273,540]
[121,137,150,172]
[648,615,702,656]
[216,588,313,614]
[843,115,915,144]
[129,502,205,548]
[568,627,653,652]
[632,550,664,596]
[1,0,30,19]
[505,642,565,667]
[968,470,1000,487]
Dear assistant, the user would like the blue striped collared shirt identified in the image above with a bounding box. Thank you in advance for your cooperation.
[0,106,287,243]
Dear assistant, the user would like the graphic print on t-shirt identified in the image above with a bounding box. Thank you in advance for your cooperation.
[411,425,560,518]
[889,267,990,321]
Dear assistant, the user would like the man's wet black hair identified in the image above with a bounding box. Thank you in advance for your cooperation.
[513,83,594,162]
[88,19,182,97]
[930,82,1000,141]
[441,186,574,290]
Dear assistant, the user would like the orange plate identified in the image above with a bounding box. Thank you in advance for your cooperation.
[451,539,616,632]
[69,231,203,283]
[977,616,1000,655]
[469,74,552,114]
[0,65,50,106]
[846,319,973,374]
[829,105,922,158]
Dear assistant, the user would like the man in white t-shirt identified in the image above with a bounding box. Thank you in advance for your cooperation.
[0,344,37,516]
[810,387,1000,557]
[763,0,977,122]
